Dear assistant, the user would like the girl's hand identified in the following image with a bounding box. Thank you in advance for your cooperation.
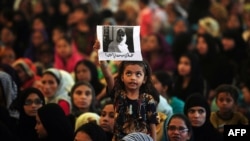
[93,40,100,52]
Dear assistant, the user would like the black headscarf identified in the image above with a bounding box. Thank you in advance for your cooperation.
[184,93,223,141]
[17,87,45,141]
[74,122,107,141]
[37,103,74,141]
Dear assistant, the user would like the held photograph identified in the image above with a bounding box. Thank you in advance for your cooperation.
[96,25,142,61]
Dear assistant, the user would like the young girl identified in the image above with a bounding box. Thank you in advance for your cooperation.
[210,84,249,134]
[95,40,158,141]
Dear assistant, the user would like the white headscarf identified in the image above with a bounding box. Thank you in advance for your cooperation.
[43,68,74,108]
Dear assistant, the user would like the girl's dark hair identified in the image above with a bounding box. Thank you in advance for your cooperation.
[70,81,97,115]
[215,84,239,103]
[115,60,159,103]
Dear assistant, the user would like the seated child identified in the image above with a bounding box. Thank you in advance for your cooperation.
[210,84,249,134]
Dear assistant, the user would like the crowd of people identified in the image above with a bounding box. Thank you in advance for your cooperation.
[1,0,250,141]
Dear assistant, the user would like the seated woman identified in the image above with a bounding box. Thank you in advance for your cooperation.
[166,114,193,141]
[184,93,222,141]
[16,87,45,141]
[12,58,41,91]
[108,28,129,53]
[99,100,115,141]
[35,103,74,141]
[41,68,74,115]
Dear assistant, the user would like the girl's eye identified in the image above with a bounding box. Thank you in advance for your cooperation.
[136,72,142,77]
[126,72,132,76]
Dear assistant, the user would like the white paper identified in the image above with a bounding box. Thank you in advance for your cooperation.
[96,25,142,61]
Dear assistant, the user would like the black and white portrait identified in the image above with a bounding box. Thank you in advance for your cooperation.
[97,25,142,61]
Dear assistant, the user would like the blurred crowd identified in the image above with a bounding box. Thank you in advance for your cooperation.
[0,0,250,141]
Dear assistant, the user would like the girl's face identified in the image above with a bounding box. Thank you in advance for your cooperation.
[151,74,165,94]
[121,64,146,92]
[14,65,29,83]
[216,92,235,113]
[35,114,48,139]
[167,117,191,141]
[196,36,208,55]
[99,104,115,132]
[178,56,191,76]
[187,106,206,127]
[74,131,92,141]
[32,31,45,47]
[55,38,72,59]
[72,85,93,111]
[41,74,58,98]
[23,93,43,116]
[75,63,91,82]
[222,38,235,51]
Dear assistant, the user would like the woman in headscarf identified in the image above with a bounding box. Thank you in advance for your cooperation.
[108,27,129,53]
[184,93,223,141]
[12,58,41,91]
[16,87,45,141]
[35,103,74,141]
[122,132,153,141]
[0,71,18,119]
[41,68,74,115]
[74,122,107,141]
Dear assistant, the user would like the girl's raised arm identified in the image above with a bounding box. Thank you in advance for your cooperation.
[93,40,114,91]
